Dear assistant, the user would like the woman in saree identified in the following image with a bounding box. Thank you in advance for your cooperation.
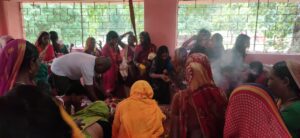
[133,31,156,81]
[112,80,166,138]
[84,37,101,57]
[172,47,188,90]
[150,45,173,104]
[170,53,227,138]
[0,39,84,138]
[119,32,137,85]
[0,35,13,54]
[102,31,123,98]
[118,32,138,96]
[0,39,40,95]
[35,31,55,63]
[268,60,300,137]
[0,85,73,138]
[224,84,291,137]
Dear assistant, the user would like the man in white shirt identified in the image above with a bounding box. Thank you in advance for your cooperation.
[51,52,111,101]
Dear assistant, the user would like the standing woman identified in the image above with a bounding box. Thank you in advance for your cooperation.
[102,31,122,97]
[170,53,227,138]
[119,32,138,96]
[35,31,55,63]
[220,34,250,95]
[49,31,62,56]
[133,31,156,80]
[268,60,300,137]
[231,34,250,68]
[84,37,101,57]
[209,33,224,61]
[150,45,173,105]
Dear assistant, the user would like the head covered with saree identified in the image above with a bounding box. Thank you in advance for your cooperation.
[224,84,291,137]
[0,35,13,49]
[268,60,300,102]
[0,39,39,96]
[175,53,227,138]
[286,60,300,93]
[185,53,215,91]
[112,80,165,138]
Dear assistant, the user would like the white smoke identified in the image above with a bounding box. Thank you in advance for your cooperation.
[211,49,250,93]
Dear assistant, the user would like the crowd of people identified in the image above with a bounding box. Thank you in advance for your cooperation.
[0,28,300,138]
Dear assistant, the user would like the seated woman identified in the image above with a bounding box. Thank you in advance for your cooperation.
[268,60,300,137]
[112,80,166,138]
[0,85,73,138]
[224,84,291,137]
[170,53,227,138]
[150,45,173,105]
[0,39,84,138]
[0,39,40,95]
[246,61,268,86]
[0,35,13,54]
[73,101,111,138]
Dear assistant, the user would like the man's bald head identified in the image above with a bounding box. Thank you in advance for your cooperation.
[94,57,111,74]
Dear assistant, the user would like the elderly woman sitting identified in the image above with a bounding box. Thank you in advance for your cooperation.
[112,80,166,138]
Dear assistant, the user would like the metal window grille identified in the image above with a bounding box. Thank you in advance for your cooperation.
[177,1,300,53]
[21,2,144,48]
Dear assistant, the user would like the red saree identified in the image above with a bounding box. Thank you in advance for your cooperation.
[102,43,122,93]
[37,44,55,62]
[170,53,227,138]
[134,44,156,80]
[134,44,156,64]
[224,84,291,138]
[0,39,26,96]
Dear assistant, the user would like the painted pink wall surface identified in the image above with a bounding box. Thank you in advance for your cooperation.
[246,53,300,65]
[0,1,23,39]
[0,1,8,35]
[1,0,299,64]
[144,0,177,57]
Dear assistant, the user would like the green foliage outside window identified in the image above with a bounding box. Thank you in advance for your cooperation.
[22,3,144,48]
[178,2,300,53]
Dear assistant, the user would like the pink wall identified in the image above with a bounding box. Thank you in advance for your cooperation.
[246,53,300,65]
[0,1,23,39]
[0,1,8,35]
[1,0,299,64]
[144,0,177,57]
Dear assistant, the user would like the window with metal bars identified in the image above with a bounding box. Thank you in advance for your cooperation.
[177,1,300,53]
[21,2,144,48]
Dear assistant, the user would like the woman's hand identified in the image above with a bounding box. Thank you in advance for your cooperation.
[161,74,170,82]
[74,118,85,130]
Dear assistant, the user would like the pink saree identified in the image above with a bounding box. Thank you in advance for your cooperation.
[37,44,55,63]
[102,43,122,94]
[0,39,26,96]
